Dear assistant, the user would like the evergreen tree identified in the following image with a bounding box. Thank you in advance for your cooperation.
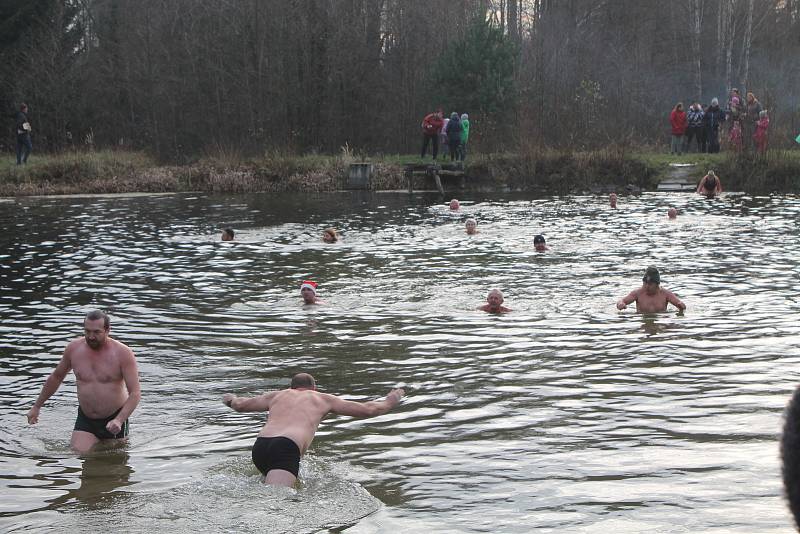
[432,17,517,117]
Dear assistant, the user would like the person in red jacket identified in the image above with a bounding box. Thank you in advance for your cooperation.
[670,102,687,155]
[421,109,444,160]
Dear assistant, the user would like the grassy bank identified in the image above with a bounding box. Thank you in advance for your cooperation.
[2,147,799,196]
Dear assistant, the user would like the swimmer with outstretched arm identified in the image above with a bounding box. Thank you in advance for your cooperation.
[223,373,404,487]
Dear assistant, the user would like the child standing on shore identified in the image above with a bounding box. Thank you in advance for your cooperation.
[753,110,769,154]
[729,120,743,152]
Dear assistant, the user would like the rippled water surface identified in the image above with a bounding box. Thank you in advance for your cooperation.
[1,191,799,533]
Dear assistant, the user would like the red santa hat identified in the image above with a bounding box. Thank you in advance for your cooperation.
[300,280,317,295]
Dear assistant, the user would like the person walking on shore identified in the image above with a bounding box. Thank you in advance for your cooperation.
[15,103,32,165]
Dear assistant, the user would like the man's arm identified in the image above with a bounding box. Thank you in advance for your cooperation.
[222,391,279,412]
[665,290,686,311]
[27,350,72,424]
[616,290,638,310]
[106,347,141,435]
[326,389,405,418]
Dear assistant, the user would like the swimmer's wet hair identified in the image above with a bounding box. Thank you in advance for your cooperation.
[291,373,316,389]
[783,385,800,528]
[85,309,109,329]
[223,228,235,238]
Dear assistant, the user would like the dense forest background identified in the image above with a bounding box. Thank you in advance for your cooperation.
[1,0,798,161]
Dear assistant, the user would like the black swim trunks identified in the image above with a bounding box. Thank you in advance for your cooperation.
[252,436,301,477]
[74,406,129,440]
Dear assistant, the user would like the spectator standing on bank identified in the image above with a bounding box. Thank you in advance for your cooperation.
[459,113,470,161]
[753,110,770,154]
[669,103,687,155]
[726,88,743,122]
[729,119,743,152]
[704,98,725,153]
[15,103,32,165]
[685,102,705,153]
[439,115,450,158]
[421,109,444,160]
[744,92,763,150]
[445,112,463,162]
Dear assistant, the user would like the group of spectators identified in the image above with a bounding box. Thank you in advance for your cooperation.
[669,89,769,155]
[421,109,470,162]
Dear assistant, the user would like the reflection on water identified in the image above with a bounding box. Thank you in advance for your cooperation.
[1,191,799,532]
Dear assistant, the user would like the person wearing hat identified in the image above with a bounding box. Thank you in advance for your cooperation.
[479,289,511,314]
[534,234,548,252]
[616,267,685,313]
[300,280,322,305]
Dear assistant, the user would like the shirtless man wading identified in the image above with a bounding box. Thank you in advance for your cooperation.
[222,373,405,487]
[27,310,141,453]
[616,266,686,313]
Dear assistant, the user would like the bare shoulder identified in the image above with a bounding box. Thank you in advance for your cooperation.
[65,337,85,353]
[110,338,136,360]
[661,288,678,298]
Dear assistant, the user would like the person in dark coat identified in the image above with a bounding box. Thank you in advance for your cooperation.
[703,98,725,153]
[445,112,463,162]
[15,103,32,165]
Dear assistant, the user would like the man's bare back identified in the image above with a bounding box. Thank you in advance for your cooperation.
[223,373,404,486]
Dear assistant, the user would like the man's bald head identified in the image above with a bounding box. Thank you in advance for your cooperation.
[291,373,316,389]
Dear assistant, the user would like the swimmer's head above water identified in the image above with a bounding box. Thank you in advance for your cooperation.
[465,218,477,235]
[300,280,319,304]
[534,234,547,252]
[449,199,460,211]
[322,228,338,243]
[609,193,617,208]
[642,266,660,294]
[221,228,234,241]
[290,373,316,390]
[668,207,677,219]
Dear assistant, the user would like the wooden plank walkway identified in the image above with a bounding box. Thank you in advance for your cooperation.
[403,162,465,194]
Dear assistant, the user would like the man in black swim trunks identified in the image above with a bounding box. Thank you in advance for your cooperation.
[27,310,141,453]
[222,373,404,487]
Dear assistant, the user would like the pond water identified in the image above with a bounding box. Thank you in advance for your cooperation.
[1,191,799,533]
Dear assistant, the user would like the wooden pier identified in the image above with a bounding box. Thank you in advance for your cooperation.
[403,162,465,194]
